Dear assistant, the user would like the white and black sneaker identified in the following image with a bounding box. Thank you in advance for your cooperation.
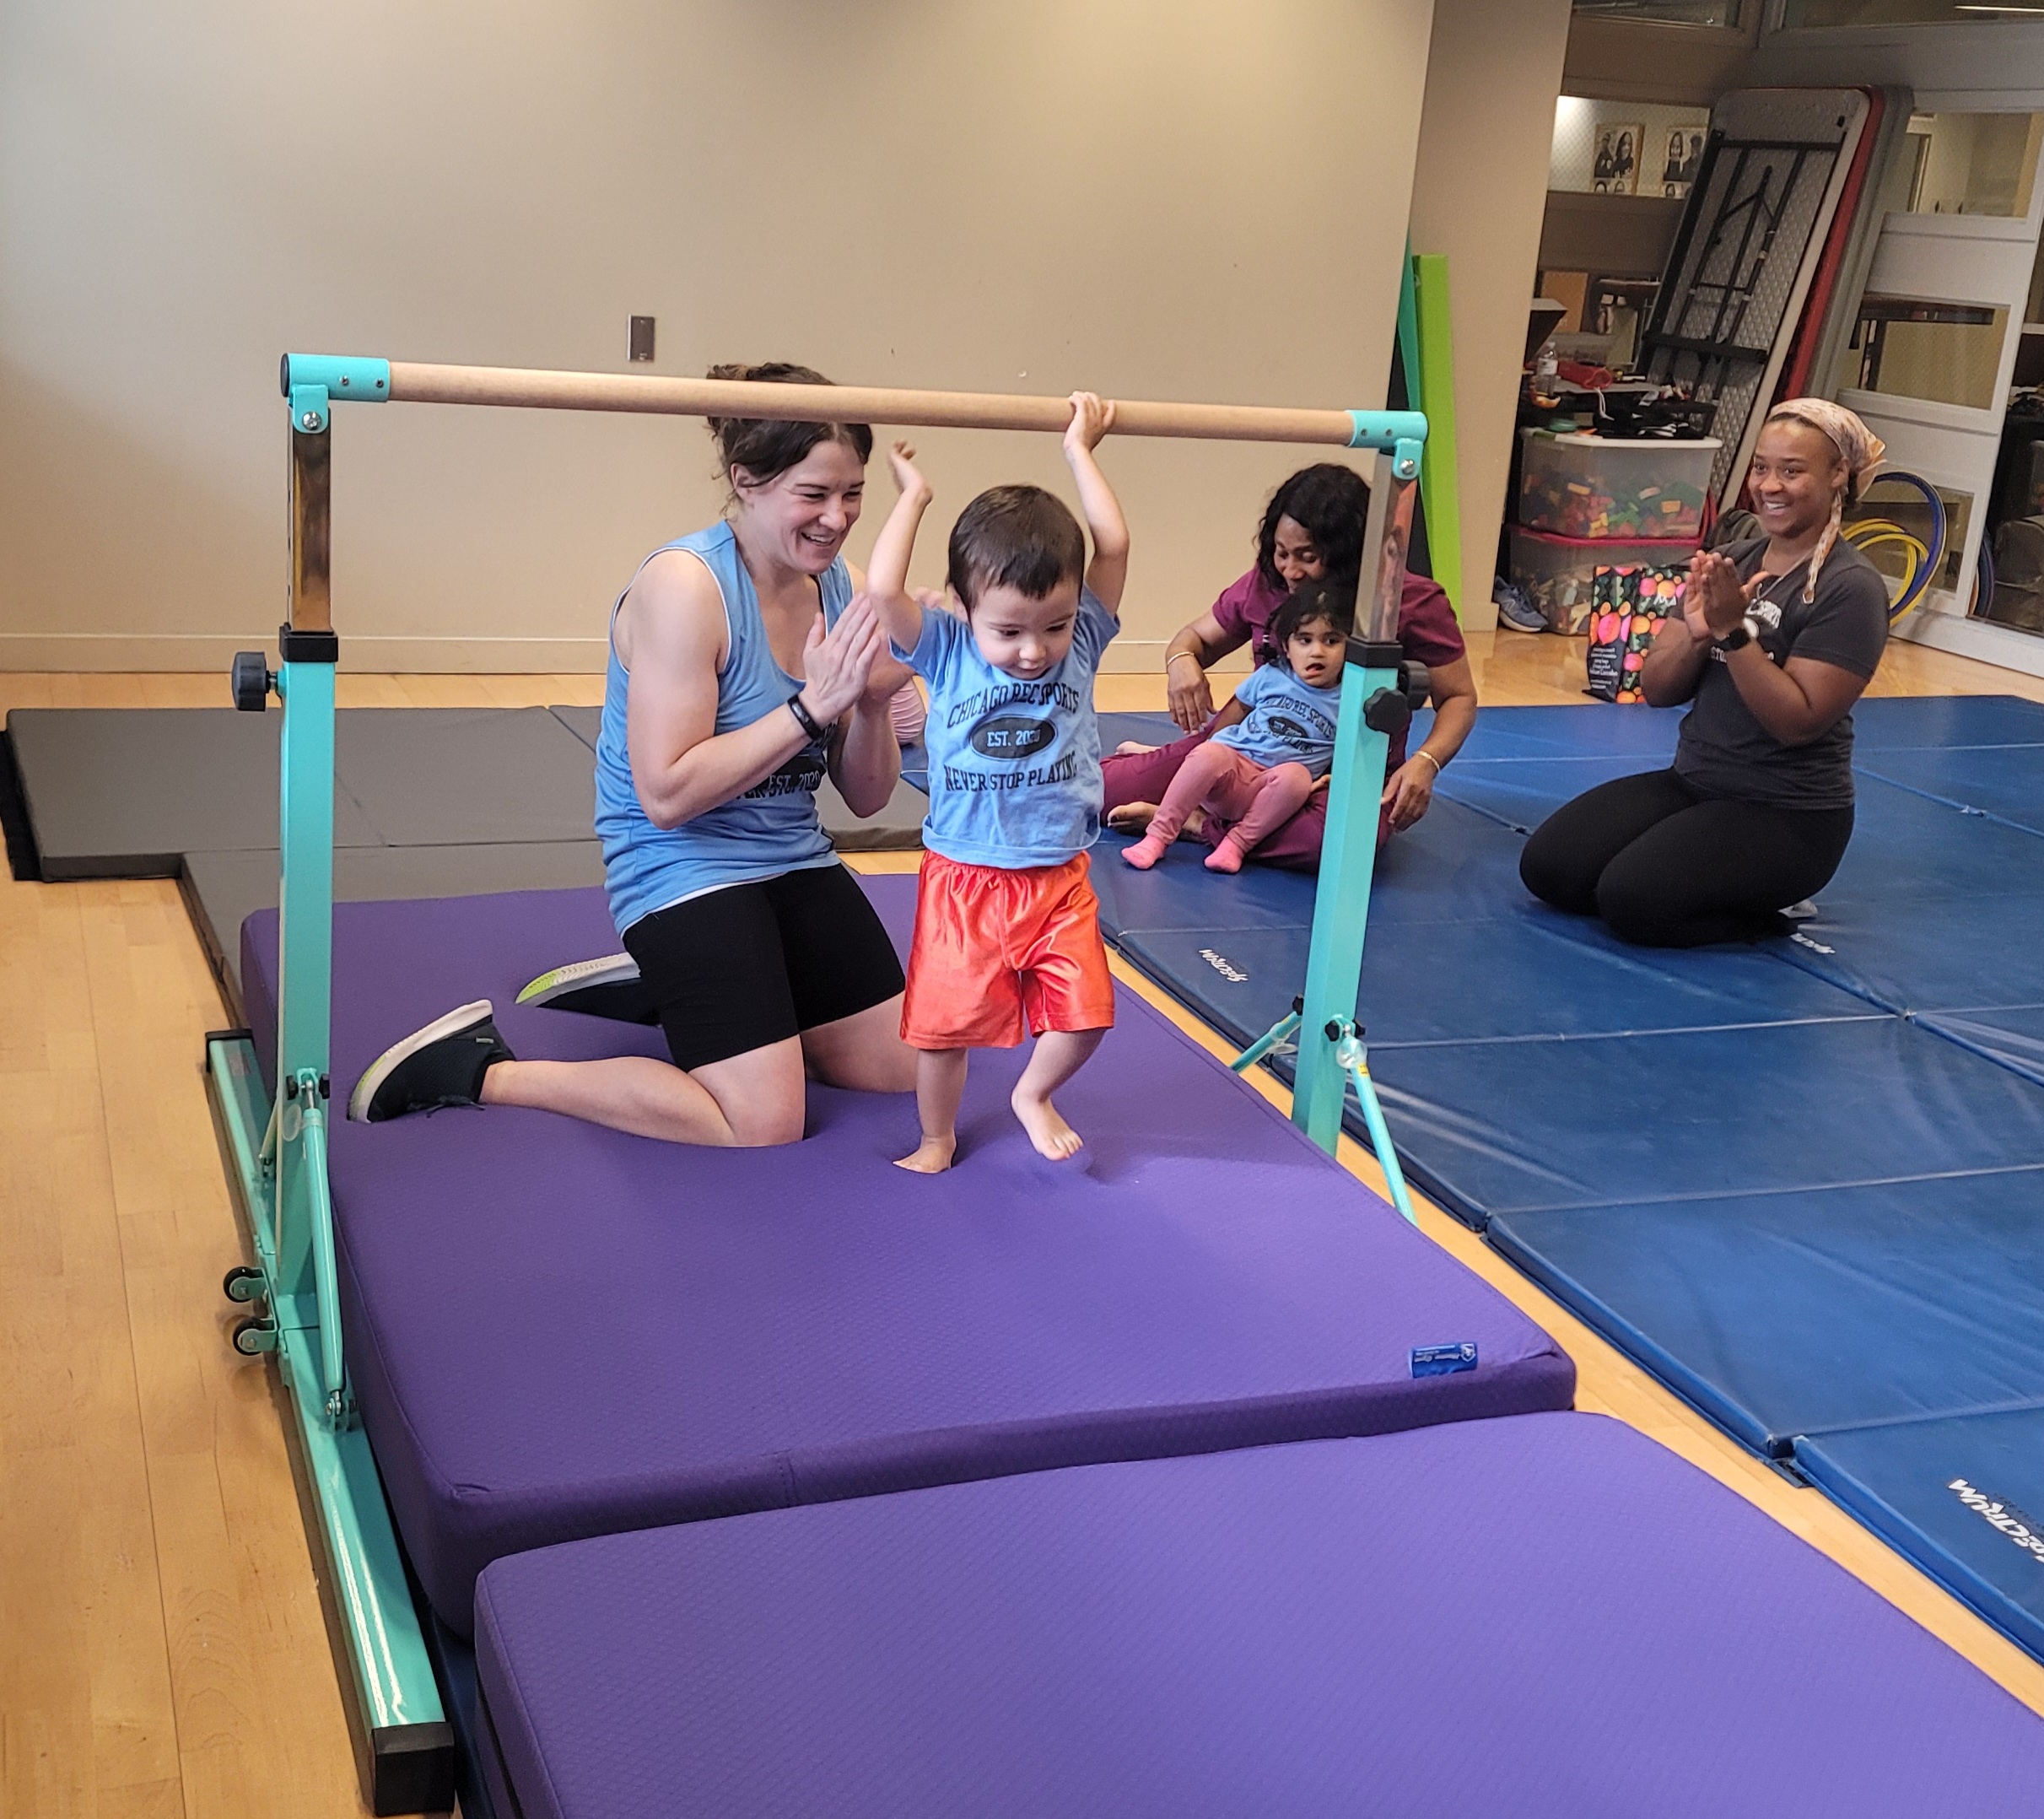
[347,1001,515,1123]
[1779,899,1819,922]
[515,953,657,1025]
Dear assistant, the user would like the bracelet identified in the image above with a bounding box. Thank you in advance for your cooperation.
[1409,750,1441,778]
[1166,651,1204,671]
[786,690,828,742]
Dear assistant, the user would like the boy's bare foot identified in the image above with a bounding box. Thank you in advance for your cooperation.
[895,1133,957,1174]
[1012,1088,1084,1161]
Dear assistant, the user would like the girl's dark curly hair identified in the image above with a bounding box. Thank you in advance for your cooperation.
[1270,577,1356,657]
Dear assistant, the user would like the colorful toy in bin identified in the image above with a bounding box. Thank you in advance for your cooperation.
[1586,564,1684,703]
[1519,431,1719,542]
[1619,570,1682,703]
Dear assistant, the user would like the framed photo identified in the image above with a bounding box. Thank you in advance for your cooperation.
[1660,127,1705,199]
[1592,122,1645,197]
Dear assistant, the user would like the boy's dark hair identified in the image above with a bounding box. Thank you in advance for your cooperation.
[1255,463,1371,590]
[1270,577,1356,656]
[705,362,873,489]
[946,484,1087,611]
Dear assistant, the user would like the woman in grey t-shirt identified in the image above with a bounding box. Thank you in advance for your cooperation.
[1520,400,1890,946]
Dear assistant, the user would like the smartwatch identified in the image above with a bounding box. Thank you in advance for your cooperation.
[1716,614,1761,653]
[786,690,828,742]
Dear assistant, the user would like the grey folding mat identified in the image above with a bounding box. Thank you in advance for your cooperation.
[4,702,921,1020]
[549,704,927,850]
[5,706,594,877]
[7,708,382,877]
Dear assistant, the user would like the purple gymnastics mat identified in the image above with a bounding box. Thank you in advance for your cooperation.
[240,874,1572,1633]
[472,1413,2044,1819]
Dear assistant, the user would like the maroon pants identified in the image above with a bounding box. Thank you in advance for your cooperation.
[1100,725,1390,871]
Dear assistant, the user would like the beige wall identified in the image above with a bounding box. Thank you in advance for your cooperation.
[1408,0,1573,634]
[0,2,1437,673]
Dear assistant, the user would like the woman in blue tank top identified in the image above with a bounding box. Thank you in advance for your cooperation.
[347,365,918,1143]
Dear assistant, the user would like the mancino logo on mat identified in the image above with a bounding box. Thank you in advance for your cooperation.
[1199,948,1249,984]
[1949,1479,2044,1564]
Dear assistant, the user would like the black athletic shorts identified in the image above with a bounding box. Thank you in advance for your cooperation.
[621,863,905,1071]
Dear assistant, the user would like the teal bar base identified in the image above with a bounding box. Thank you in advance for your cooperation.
[1292,661,1399,1153]
[206,1033,451,1816]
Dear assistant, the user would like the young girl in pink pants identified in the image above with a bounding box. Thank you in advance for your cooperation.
[1123,580,1349,873]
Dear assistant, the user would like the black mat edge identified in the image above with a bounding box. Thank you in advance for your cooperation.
[180,856,245,1026]
[0,727,42,883]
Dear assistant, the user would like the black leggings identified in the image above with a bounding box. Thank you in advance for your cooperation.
[1519,769,1855,948]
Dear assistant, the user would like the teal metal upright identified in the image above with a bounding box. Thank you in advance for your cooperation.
[1287,414,1426,1177]
[205,355,448,1816]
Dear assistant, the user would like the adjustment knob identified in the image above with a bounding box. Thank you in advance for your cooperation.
[1362,687,1411,737]
[230,650,274,712]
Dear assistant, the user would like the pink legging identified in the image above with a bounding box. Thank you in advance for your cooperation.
[1101,725,1389,870]
[1146,744,1315,858]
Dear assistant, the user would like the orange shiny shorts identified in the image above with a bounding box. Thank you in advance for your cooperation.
[901,850,1116,1050]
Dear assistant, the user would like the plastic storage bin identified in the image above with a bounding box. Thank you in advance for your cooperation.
[1509,526,1696,635]
[1519,431,1719,540]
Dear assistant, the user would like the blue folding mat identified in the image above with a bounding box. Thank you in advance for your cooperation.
[1098,694,2044,1665]
[237,872,1572,1642]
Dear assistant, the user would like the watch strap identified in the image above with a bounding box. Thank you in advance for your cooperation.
[786,690,828,742]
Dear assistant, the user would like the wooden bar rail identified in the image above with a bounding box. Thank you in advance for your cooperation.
[386,361,1363,447]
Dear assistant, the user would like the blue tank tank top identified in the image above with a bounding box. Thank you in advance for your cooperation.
[596,521,850,935]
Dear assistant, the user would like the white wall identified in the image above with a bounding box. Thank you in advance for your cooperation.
[1408,0,1574,631]
[0,1,1436,672]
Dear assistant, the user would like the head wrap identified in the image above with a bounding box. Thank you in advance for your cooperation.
[1761,399,1886,602]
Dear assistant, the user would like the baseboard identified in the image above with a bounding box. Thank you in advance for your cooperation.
[0,634,609,674]
[1098,640,1249,677]
[1891,607,2044,681]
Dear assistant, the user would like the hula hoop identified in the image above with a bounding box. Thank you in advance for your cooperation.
[1843,472,1944,620]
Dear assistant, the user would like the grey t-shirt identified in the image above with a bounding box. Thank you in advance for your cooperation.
[1672,537,1888,810]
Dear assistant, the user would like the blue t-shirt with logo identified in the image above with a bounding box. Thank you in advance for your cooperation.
[900,588,1118,868]
[1211,663,1343,779]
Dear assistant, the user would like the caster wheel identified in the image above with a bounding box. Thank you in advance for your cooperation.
[223,1264,267,1304]
[230,1316,278,1357]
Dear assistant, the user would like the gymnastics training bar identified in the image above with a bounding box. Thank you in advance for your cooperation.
[208,352,1426,1813]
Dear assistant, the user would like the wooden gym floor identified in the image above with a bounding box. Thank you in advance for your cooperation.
[5,630,2044,1817]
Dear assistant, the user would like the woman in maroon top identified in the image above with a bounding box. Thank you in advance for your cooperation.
[1103,464,1477,866]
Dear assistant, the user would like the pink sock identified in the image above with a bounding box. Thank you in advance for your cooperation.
[1123,834,1169,870]
[1204,834,1247,873]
